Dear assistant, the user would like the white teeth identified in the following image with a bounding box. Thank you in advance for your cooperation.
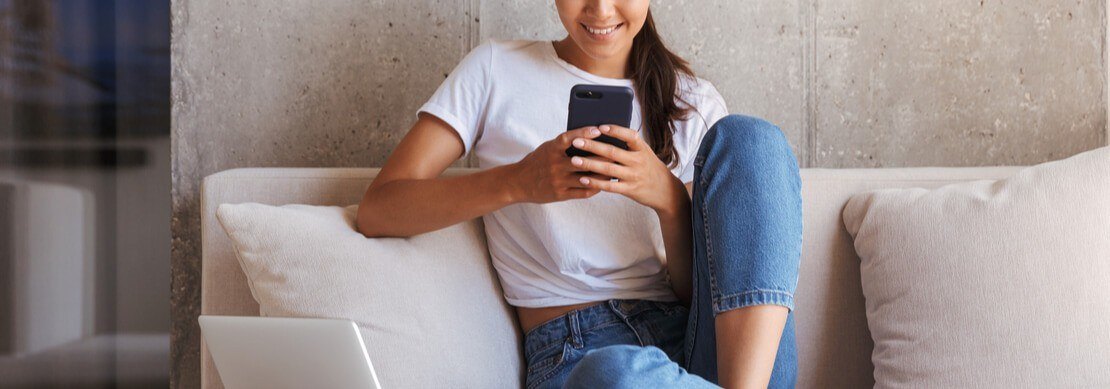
[585,24,619,35]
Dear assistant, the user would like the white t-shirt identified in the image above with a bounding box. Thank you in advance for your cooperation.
[417,38,729,307]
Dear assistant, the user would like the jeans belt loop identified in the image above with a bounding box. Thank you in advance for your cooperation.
[566,310,583,348]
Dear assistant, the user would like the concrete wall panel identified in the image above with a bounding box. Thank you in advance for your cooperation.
[479,0,563,41]
[814,1,1107,167]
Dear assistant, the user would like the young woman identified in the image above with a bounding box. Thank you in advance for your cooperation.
[356,1,802,388]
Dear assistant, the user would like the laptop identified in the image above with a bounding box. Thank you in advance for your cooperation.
[199,315,383,389]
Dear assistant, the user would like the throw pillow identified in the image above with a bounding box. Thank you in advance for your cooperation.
[842,146,1110,388]
[215,203,523,388]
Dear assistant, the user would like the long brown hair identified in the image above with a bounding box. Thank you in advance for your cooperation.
[628,9,696,169]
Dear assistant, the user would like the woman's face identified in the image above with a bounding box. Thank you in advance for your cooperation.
[555,0,650,60]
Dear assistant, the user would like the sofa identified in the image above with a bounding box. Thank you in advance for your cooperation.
[200,165,1026,388]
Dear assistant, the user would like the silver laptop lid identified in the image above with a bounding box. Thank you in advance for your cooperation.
[199,315,382,389]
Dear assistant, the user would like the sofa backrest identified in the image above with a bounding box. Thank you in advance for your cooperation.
[200,166,1023,388]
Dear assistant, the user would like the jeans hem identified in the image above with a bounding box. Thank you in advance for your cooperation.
[712,290,795,315]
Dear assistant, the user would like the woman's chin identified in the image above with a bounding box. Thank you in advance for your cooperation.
[575,40,625,60]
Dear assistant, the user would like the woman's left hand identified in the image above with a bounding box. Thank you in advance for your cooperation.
[569,124,687,215]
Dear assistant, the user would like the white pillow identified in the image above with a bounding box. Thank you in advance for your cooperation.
[215,203,523,388]
[842,146,1110,388]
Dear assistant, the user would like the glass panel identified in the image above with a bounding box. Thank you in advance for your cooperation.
[0,0,170,387]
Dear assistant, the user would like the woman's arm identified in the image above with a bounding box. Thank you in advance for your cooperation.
[358,113,608,238]
[656,180,695,307]
[356,113,523,238]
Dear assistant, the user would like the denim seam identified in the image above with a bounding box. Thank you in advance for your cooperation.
[713,289,796,314]
[609,304,648,347]
[698,183,721,301]
[525,341,564,374]
[526,340,570,389]
[580,318,627,335]
[683,307,697,371]
[682,170,707,371]
[525,340,564,369]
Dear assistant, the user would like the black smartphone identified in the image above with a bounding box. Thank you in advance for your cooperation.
[564,84,634,158]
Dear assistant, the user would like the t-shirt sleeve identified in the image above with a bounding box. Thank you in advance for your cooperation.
[678,80,729,184]
[416,40,494,159]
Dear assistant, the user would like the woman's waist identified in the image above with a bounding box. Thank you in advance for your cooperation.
[516,301,604,336]
[518,298,683,357]
[510,282,680,327]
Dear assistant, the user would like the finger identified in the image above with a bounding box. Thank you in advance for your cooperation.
[569,155,631,180]
[578,174,630,194]
[559,126,603,148]
[598,124,646,151]
[571,136,634,164]
[565,187,602,199]
[567,171,613,188]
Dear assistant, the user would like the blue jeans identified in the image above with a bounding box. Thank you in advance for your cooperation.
[521,114,803,389]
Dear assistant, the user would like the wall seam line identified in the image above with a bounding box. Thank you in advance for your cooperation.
[465,0,481,167]
[804,0,818,167]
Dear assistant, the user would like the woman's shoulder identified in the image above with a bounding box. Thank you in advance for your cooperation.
[676,73,728,121]
[473,38,548,57]
[482,37,542,49]
[676,73,724,104]
[461,38,551,74]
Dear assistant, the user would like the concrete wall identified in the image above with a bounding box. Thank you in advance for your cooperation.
[171,0,1108,387]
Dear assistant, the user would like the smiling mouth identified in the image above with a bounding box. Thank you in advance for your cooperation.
[581,22,624,37]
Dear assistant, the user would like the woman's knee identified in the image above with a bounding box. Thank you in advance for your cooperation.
[702,114,795,163]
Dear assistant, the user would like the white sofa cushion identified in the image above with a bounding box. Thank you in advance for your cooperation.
[214,203,523,388]
[841,146,1110,388]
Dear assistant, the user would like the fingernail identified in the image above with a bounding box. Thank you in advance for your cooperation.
[573,138,585,147]
[600,125,610,133]
[571,156,582,165]
[580,177,589,185]
[589,128,601,136]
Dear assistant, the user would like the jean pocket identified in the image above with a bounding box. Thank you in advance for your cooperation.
[525,339,573,389]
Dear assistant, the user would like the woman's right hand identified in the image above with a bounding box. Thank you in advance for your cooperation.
[510,126,614,204]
